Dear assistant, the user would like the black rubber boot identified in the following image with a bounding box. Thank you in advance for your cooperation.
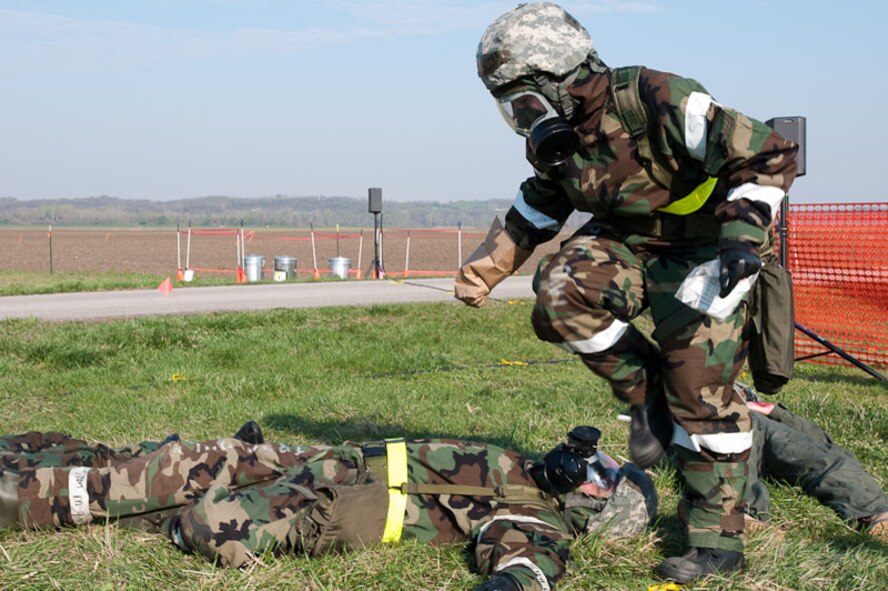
[233,420,264,445]
[628,388,673,469]
[655,547,746,583]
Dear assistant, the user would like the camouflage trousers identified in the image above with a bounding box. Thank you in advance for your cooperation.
[532,234,752,552]
[2,432,381,567]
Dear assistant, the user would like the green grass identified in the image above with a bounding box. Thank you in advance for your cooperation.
[1,302,886,590]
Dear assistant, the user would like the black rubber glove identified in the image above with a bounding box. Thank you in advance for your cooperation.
[473,573,522,591]
[718,248,762,298]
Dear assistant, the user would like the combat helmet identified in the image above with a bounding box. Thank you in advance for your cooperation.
[476,2,598,96]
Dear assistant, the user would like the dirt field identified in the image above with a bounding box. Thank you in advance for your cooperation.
[0,227,566,279]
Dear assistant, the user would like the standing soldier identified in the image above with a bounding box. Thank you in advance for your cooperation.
[455,3,798,583]
[1,425,656,591]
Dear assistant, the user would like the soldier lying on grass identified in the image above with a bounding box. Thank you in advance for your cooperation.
[0,423,656,591]
[1,386,885,591]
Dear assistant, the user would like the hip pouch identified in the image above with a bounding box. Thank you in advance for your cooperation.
[748,263,795,393]
[296,478,389,557]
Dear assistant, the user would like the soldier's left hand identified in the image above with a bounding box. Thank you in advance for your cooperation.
[718,247,762,298]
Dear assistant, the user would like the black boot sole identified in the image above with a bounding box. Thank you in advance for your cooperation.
[655,556,746,584]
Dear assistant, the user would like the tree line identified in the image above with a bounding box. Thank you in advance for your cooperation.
[0,195,524,229]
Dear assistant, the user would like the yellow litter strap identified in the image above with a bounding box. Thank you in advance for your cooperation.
[382,438,408,543]
[656,176,718,215]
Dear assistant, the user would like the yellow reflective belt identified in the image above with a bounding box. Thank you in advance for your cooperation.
[381,438,408,543]
[656,176,718,215]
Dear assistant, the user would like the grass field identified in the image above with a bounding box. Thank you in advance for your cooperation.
[0,300,886,590]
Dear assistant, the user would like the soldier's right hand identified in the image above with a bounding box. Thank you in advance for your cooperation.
[472,573,521,591]
[454,264,491,307]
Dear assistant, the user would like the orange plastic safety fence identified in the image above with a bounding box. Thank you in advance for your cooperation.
[787,202,888,368]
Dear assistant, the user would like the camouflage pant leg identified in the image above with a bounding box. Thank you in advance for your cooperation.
[0,432,145,473]
[531,235,656,405]
[174,446,366,568]
[645,248,752,552]
[759,408,888,522]
[17,439,324,528]
[675,446,748,553]
[645,248,752,439]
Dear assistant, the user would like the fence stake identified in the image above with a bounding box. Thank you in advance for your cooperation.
[357,229,364,274]
[48,224,53,275]
[457,221,462,268]
[311,223,318,273]
[186,219,192,269]
[405,230,411,276]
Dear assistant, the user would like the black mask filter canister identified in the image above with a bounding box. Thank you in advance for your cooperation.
[542,426,601,494]
[496,89,580,167]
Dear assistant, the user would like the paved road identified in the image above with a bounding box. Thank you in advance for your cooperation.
[0,276,535,322]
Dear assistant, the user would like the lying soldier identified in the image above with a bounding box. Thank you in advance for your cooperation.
[738,383,888,540]
[0,424,655,591]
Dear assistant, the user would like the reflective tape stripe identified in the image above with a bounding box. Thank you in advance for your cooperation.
[684,91,713,161]
[657,176,718,215]
[726,182,786,220]
[673,424,753,454]
[513,189,560,230]
[556,319,628,354]
[497,557,552,591]
[476,515,557,542]
[68,467,92,525]
[381,439,408,543]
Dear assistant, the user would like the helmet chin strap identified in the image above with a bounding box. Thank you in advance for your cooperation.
[531,52,602,120]
[533,70,579,119]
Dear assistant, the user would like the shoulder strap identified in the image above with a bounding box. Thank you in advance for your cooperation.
[610,66,675,189]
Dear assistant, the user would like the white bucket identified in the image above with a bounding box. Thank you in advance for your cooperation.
[183,269,194,282]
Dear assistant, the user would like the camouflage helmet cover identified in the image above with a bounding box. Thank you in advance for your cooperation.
[477,2,594,93]
[567,463,658,538]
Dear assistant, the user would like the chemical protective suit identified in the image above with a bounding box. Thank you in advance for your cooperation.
[456,3,798,583]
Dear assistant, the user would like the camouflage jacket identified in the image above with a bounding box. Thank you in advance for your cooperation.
[506,67,799,253]
[3,433,651,591]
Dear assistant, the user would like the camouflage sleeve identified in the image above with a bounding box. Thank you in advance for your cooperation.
[17,438,323,529]
[504,165,575,251]
[644,70,799,252]
[472,506,574,591]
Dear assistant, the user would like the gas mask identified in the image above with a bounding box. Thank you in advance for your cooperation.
[496,89,580,167]
[542,426,620,497]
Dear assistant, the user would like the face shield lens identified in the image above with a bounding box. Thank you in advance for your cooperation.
[577,452,621,498]
[496,91,556,137]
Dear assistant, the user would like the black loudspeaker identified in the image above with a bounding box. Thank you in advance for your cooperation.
[765,116,806,177]
[368,187,383,213]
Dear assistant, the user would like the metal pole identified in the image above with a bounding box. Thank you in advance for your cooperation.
[48,224,53,275]
[779,197,789,268]
[795,322,887,381]
[186,219,192,269]
[457,221,462,268]
[311,223,318,273]
[405,231,411,276]
[373,213,380,278]
[357,229,364,275]
[177,224,181,270]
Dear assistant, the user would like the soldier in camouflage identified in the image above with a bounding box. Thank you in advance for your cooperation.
[455,2,799,583]
[0,424,656,591]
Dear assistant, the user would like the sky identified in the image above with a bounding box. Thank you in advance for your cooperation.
[1,1,884,204]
